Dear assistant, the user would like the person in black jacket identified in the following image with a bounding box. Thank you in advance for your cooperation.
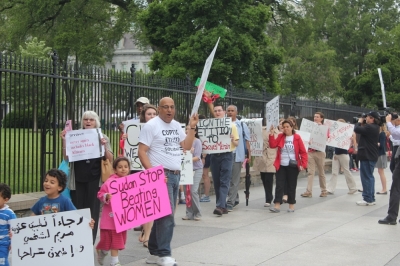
[354,111,380,206]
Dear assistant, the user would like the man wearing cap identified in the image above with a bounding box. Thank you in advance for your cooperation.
[354,111,380,206]
[118,96,150,133]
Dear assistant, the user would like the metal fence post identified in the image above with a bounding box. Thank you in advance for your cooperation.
[129,64,136,119]
[229,80,233,105]
[186,73,191,121]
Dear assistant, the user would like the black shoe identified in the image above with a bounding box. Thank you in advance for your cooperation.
[222,208,228,214]
[233,201,239,208]
[133,225,143,231]
[378,217,397,225]
[213,207,223,216]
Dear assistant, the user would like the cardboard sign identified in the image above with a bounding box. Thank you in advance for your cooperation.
[65,129,104,162]
[109,166,172,233]
[266,96,280,130]
[299,118,328,152]
[194,78,227,98]
[180,152,194,185]
[241,118,263,156]
[295,130,311,151]
[10,209,93,266]
[191,37,220,116]
[197,117,232,154]
[324,119,354,150]
[123,121,145,170]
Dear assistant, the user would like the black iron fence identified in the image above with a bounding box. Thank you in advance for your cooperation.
[0,52,370,194]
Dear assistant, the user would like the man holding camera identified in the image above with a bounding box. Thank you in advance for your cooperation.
[354,111,380,206]
[386,113,400,172]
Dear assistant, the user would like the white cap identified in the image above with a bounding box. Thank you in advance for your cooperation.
[134,97,150,105]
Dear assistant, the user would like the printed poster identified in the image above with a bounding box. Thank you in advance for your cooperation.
[241,118,263,156]
[197,117,232,154]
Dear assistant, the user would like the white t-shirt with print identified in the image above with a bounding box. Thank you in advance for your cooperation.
[139,116,186,170]
[280,135,295,166]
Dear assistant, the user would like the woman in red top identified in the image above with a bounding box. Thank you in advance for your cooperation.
[269,120,308,212]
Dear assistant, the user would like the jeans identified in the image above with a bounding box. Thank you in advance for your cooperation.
[148,172,180,257]
[210,152,233,209]
[359,160,377,203]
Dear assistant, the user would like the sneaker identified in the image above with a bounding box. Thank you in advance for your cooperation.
[301,191,312,198]
[157,256,177,266]
[200,195,210,202]
[348,189,358,194]
[233,201,239,208]
[146,254,159,264]
[194,216,201,221]
[226,205,233,212]
[213,207,223,216]
[222,208,229,214]
[97,249,108,265]
[178,199,185,204]
[355,168,360,171]
[264,203,271,207]
[320,192,327,197]
[350,168,356,172]
[327,191,334,195]
[111,262,122,266]
[356,200,375,206]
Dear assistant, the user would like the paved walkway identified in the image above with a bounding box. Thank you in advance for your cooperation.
[93,167,400,266]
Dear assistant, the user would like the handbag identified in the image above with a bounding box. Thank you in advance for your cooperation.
[285,145,298,168]
[101,156,113,182]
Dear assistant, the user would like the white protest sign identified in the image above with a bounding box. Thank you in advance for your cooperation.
[241,118,263,156]
[180,152,193,185]
[295,130,311,151]
[299,118,328,152]
[266,96,280,130]
[123,120,145,170]
[11,209,94,266]
[324,119,354,150]
[65,129,103,162]
[191,37,220,116]
[197,117,232,154]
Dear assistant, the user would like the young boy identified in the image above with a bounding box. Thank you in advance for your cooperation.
[31,169,94,227]
[0,183,17,266]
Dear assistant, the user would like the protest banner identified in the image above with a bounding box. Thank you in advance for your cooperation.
[110,166,172,233]
[11,209,93,266]
[65,129,104,162]
[299,118,328,152]
[241,118,263,156]
[194,78,227,98]
[197,117,232,154]
[191,37,220,116]
[295,130,311,151]
[180,152,193,185]
[266,96,280,130]
[123,120,145,170]
[324,119,354,150]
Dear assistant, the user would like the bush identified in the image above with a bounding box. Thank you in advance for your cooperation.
[2,109,47,129]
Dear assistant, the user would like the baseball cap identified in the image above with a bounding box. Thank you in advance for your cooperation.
[366,111,380,120]
[134,97,150,105]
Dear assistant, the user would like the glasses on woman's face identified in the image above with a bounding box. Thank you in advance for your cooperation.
[83,118,95,122]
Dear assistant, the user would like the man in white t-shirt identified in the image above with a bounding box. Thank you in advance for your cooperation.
[138,97,198,266]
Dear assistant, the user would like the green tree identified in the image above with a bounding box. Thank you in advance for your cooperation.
[134,0,282,92]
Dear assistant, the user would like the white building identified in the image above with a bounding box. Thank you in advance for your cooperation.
[105,33,152,73]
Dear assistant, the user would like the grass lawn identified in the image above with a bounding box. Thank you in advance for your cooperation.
[0,128,121,194]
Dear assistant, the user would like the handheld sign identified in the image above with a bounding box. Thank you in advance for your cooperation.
[324,119,354,150]
[109,166,172,233]
[197,117,232,154]
[299,118,328,152]
[11,209,93,266]
[194,78,227,98]
[65,129,103,162]
[378,68,387,108]
[295,130,311,151]
[266,96,280,130]
[191,37,220,116]
[180,152,194,185]
[123,120,145,170]
[241,118,263,156]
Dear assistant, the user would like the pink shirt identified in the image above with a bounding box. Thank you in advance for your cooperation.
[97,174,121,230]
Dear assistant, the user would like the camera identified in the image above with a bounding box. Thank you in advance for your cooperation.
[380,107,398,123]
[352,113,367,124]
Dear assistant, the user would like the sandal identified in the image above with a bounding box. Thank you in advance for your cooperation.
[138,230,145,242]
[143,240,149,248]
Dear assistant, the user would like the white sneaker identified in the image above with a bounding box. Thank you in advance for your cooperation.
[264,203,270,207]
[157,256,177,266]
[356,200,375,206]
[146,254,159,264]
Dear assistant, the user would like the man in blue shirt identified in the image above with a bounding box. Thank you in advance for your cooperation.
[226,105,251,211]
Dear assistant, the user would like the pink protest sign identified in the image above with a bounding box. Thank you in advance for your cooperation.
[109,165,172,233]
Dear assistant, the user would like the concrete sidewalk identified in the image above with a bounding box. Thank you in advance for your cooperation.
[94,167,400,266]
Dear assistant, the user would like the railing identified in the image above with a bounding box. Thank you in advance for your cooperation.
[0,52,370,194]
